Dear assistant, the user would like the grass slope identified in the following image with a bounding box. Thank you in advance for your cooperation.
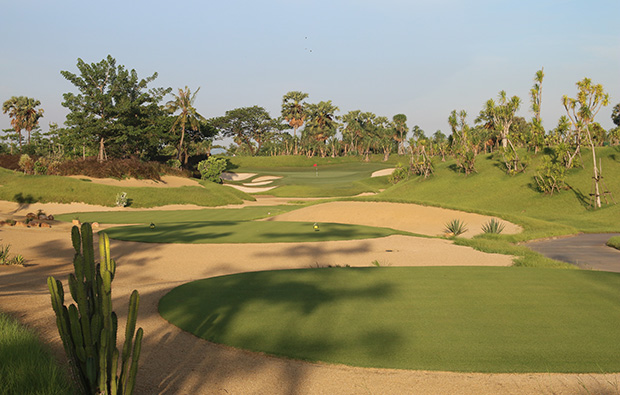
[103,221,410,244]
[0,168,252,207]
[160,266,620,373]
[378,147,620,236]
[0,312,74,394]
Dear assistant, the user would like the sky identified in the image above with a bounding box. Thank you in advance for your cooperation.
[1,0,619,146]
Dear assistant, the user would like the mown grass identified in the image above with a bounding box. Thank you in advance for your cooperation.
[0,168,252,207]
[103,221,412,244]
[0,312,75,394]
[227,160,394,197]
[160,266,620,373]
[225,153,404,168]
[607,236,620,250]
[54,205,302,224]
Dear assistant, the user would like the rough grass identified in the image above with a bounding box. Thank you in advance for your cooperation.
[0,312,75,394]
[160,266,620,373]
[607,236,620,250]
[0,168,252,207]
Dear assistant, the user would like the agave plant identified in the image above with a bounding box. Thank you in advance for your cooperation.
[444,219,468,237]
[482,218,506,234]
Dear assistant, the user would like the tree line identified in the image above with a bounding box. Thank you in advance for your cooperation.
[2,57,620,205]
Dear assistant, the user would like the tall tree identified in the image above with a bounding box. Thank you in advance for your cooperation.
[529,68,545,153]
[211,106,279,156]
[281,91,309,155]
[477,91,521,149]
[2,96,42,150]
[304,101,339,157]
[61,55,170,162]
[562,78,610,208]
[166,86,205,163]
[612,103,620,127]
[392,114,408,155]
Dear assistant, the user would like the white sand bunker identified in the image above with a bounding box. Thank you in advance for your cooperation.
[253,175,282,183]
[265,201,521,238]
[371,168,395,177]
[221,172,256,181]
[226,185,278,193]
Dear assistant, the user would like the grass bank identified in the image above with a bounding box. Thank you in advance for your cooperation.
[0,168,252,207]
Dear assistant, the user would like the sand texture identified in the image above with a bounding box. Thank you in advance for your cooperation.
[0,200,616,395]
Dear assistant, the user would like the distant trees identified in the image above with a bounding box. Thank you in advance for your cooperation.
[211,106,280,156]
[392,114,408,155]
[304,101,339,157]
[529,68,545,153]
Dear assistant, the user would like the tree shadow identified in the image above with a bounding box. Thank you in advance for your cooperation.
[567,184,592,209]
[13,192,39,210]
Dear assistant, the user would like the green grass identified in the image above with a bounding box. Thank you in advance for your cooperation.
[54,205,302,224]
[378,147,620,235]
[607,236,620,250]
[0,312,75,394]
[160,266,620,373]
[227,161,394,197]
[0,168,253,207]
[103,221,411,244]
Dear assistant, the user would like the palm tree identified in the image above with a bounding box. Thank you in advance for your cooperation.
[392,114,408,155]
[281,91,309,154]
[305,101,339,157]
[166,86,205,163]
[2,96,30,150]
[21,97,44,145]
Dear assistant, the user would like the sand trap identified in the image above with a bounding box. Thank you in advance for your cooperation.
[265,201,521,238]
[226,185,278,193]
[221,172,256,181]
[253,176,282,182]
[1,200,609,395]
[243,181,273,186]
[371,168,395,177]
[67,175,202,188]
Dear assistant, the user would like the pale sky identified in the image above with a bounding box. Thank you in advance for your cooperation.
[1,0,619,144]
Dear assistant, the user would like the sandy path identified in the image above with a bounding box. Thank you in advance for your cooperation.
[0,201,616,394]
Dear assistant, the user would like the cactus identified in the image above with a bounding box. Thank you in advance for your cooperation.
[48,223,143,395]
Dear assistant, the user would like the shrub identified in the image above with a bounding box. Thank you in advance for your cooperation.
[0,244,24,266]
[444,219,468,237]
[534,155,566,195]
[116,192,128,207]
[482,218,506,234]
[33,159,47,175]
[388,163,409,184]
[197,156,228,183]
[18,154,34,174]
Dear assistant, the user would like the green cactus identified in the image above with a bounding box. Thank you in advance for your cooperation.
[47,223,143,395]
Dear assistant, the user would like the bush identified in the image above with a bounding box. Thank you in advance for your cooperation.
[388,163,409,184]
[534,155,566,195]
[197,156,228,183]
[0,244,24,266]
[18,154,34,174]
[116,192,128,207]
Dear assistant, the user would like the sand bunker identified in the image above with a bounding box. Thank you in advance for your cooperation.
[221,172,256,181]
[371,168,395,177]
[265,201,521,238]
[0,200,609,395]
[67,175,202,188]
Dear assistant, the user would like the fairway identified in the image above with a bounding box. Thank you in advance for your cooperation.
[103,221,408,244]
[160,266,620,373]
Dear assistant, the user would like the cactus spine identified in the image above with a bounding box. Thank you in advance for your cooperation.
[48,223,143,395]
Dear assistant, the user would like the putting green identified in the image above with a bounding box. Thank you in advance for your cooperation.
[159,266,620,373]
[103,221,409,244]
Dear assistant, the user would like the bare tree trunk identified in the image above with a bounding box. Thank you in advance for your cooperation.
[98,137,105,162]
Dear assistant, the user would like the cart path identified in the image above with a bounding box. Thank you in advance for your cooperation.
[526,233,620,272]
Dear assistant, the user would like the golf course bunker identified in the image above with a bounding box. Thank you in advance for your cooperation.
[371,168,395,177]
[221,172,256,181]
[265,201,521,238]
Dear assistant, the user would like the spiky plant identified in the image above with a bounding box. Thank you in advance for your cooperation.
[482,218,506,234]
[444,219,468,237]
